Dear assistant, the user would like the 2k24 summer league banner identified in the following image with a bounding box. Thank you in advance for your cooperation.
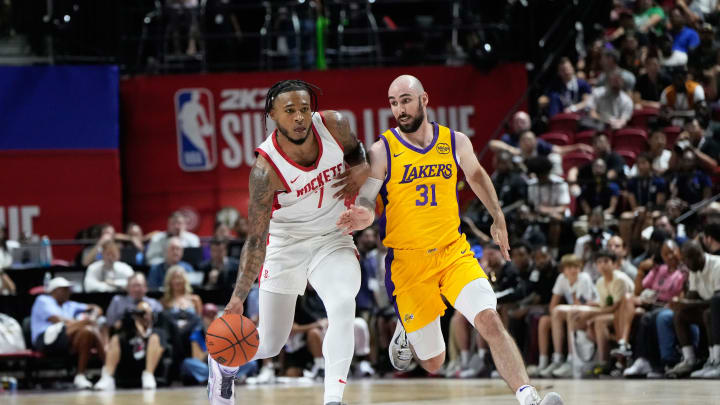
[121,64,527,235]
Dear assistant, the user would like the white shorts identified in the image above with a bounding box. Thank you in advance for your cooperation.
[259,231,357,295]
[407,278,496,360]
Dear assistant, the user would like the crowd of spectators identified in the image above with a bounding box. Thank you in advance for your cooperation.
[3,0,720,392]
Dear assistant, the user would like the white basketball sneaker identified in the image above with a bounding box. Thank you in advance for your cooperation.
[389,321,413,371]
[523,388,565,405]
[207,357,235,405]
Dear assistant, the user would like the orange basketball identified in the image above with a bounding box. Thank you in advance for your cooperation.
[206,314,259,367]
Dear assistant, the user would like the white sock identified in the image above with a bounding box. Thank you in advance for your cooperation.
[515,385,540,405]
[538,354,549,369]
[551,352,564,364]
[618,339,626,346]
[477,348,487,361]
[712,345,720,363]
[460,350,470,367]
[681,346,696,362]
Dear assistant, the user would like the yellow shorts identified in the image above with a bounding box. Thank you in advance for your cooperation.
[385,234,487,333]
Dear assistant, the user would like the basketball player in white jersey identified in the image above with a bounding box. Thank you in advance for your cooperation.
[207,80,369,405]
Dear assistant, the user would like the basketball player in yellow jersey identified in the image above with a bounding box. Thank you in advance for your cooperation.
[336,75,563,405]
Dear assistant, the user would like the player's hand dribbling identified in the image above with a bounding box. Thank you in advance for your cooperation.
[332,162,370,199]
[491,219,511,261]
[224,295,245,315]
[336,204,374,234]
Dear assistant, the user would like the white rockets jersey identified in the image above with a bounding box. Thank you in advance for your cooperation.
[255,112,348,239]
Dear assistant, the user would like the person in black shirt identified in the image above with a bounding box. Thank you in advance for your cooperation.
[570,133,626,189]
[625,152,668,211]
[670,149,712,206]
[633,56,671,109]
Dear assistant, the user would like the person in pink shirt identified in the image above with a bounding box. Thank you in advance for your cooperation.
[615,240,689,376]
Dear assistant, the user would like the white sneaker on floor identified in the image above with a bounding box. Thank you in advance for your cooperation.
[73,374,93,390]
[623,357,652,377]
[207,356,235,405]
[702,363,720,378]
[93,374,115,391]
[539,361,562,378]
[522,388,564,405]
[256,364,276,384]
[690,358,715,378]
[458,353,486,378]
[444,360,461,378]
[357,360,375,377]
[552,361,572,378]
[389,321,413,371]
[141,370,156,390]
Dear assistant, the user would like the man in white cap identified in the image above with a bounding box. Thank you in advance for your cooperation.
[30,277,105,389]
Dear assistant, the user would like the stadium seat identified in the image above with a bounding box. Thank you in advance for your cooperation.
[573,130,596,145]
[612,128,648,155]
[628,107,660,129]
[562,151,594,174]
[616,149,637,167]
[539,132,571,146]
[663,126,682,146]
[548,113,580,136]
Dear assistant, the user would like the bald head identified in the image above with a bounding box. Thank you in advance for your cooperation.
[388,75,425,98]
[388,75,428,134]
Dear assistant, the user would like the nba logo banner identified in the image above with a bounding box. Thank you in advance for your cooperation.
[175,88,217,171]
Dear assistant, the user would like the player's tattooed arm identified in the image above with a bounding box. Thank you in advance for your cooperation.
[232,155,281,301]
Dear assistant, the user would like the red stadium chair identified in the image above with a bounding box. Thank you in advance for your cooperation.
[540,132,571,146]
[562,151,594,174]
[616,149,637,167]
[574,130,596,145]
[548,113,580,136]
[628,107,660,130]
[663,126,682,146]
[612,128,648,155]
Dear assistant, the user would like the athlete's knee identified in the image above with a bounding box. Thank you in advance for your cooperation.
[419,352,445,374]
[474,308,505,339]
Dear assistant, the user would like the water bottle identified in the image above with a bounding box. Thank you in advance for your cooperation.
[40,236,52,267]
[43,271,52,290]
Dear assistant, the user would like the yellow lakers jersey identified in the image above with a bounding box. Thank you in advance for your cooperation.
[378,122,461,250]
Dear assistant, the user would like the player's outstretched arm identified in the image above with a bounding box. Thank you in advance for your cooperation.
[322,110,370,199]
[226,155,283,315]
[336,140,387,233]
[455,131,511,260]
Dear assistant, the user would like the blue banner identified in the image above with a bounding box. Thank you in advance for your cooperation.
[0,65,119,150]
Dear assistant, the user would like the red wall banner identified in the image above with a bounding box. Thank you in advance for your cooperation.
[121,64,527,235]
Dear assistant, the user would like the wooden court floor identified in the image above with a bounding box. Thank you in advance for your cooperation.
[3,378,719,405]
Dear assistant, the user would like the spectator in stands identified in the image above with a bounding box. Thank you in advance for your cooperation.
[538,254,597,378]
[670,117,719,173]
[633,0,666,37]
[80,223,115,267]
[594,48,636,91]
[490,131,592,177]
[491,150,528,213]
[666,241,720,377]
[618,240,688,376]
[608,235,639,281]
[573,250,634,374]
[634,131,672,176]
[588,71,635,129]
[571,133,626,185]
[633,56,672,109]
[356,227,378,321]
[148,236,195,290]
[689,23,720,73]
[669,149,713,206]
[624,152,668,212]
[145,211,200,266]
[84,240,134,292]
[541,57,592,117]
[0,266,15,295]
[30,277,105,389]
[161,265,202,315]
[703,222,720,255]
[106,272,163,330]
[117,222,151,266]
[669,7,701,55]
[525,156,571,253]
[93,301,168,390]
[574,208,612,282]
[661,67,706,124]
[0,226,19,271]
[500,111,532,147]
[229,217,247,259]
[198,239,238,290]
[578,159,621,216]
